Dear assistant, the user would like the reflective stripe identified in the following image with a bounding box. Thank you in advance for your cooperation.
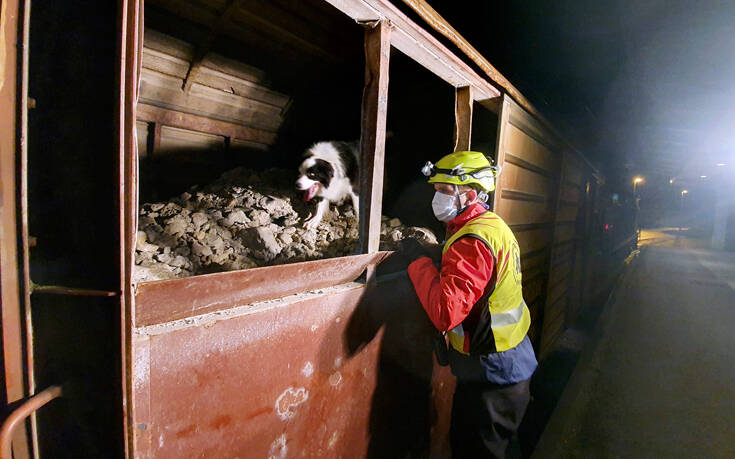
[490,301,526,329]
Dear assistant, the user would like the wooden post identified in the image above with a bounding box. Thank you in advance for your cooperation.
[358,20,391,276]
[453,86,473,151]
[492,94,511,211]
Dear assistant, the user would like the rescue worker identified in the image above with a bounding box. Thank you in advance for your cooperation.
[401,150,537,458]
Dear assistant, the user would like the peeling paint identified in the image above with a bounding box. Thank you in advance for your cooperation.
[276,387,309,420]
[268,434,287,459]
[301,361,314,378]
[310,324,318,332]
[328,431,339,449]
[333,357,343,369]
[329,371,342,387]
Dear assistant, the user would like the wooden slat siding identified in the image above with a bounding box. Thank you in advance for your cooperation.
[453,86,473,151]
[501,189,547,203]
[141,44,290,108]
[502,201,553,227]
[504,124,557,173]
[139,69,282,131]
[182,0,243,93]
[499,163,555,200]
[541,296,566,353]
[515,229,552,255]
[358,21,390,271]
[492,95,512,212]
[136,103,275,146]
[556,205,579,223]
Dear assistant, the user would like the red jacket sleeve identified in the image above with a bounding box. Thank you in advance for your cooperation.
[407,237,495,332]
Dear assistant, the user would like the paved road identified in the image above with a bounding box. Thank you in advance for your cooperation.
[534,235,735,458]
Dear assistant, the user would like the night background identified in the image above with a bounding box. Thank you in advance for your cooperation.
[423,0,735,230]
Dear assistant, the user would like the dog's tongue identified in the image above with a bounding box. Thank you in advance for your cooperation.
[303,183,319,202]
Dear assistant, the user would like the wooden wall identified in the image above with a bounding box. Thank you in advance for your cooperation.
[492,95,599,356]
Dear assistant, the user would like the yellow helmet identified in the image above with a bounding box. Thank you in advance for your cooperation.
[421,151,500,192]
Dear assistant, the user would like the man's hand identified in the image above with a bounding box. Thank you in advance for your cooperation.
[399,237,432,262]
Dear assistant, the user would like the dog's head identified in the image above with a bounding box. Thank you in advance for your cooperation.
[296,157,334,202]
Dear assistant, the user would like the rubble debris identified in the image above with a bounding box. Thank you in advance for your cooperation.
[134,168,438,283]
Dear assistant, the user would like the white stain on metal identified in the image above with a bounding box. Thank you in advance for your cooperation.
[333,357,343,369]
[310,324,318,332]
[158,434,164,449]
[268,434,287,459]
[329,371,343,387]
[301,361,314,378]
[275,387,309,420]
[328,431,339,449]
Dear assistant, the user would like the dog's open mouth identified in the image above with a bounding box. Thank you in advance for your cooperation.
[303,183,320,202]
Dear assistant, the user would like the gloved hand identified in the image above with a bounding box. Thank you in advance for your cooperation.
[399,237,431,262]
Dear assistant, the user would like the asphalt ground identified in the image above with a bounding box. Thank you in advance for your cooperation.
[533,231,735,458]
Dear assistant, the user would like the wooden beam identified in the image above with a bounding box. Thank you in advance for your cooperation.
[182,0,242,93]
[358,20,390,269]
[400,0,539,120]
[492,95,512,212]
[135,103,276,145]
[453,86,473,151]
[322,0,499,101]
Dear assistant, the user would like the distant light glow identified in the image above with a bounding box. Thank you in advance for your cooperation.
[716,163,727,167]
[681,189,689,195]
[700,175,707,179]
[633,176,644,184]
[669,178,675,184]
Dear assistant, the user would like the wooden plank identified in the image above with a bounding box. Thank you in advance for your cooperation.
[358,20,390,263]
[497,162,555,201]
[492,95,511,211]
[182,0,242,93]
[139,68,283,131]
[322,0,500,101]
[453,86,472,151]
[136,103,277,145]
[505,124,557,173]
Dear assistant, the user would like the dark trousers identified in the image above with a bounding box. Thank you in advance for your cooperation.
[450,378,531,459]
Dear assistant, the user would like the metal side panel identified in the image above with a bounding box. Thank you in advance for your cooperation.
[131,274,454,458]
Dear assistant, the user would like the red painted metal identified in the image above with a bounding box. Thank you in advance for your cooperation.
[132,273,454,458]
[0,386,62,459]
[134,251,389,327]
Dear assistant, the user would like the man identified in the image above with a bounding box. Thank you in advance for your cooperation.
[402,150,537,458]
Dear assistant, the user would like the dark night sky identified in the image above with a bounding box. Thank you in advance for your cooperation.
[427,1,735,189]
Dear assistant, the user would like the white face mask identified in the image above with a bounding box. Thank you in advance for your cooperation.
[432,191,462,222]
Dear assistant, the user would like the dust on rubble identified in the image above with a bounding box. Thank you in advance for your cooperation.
[134,167,438,283]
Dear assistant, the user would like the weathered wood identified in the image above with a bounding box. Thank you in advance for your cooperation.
[182,0,242,93]
[492,94,511,211]
[453,86,473,151]
[136,103,276,145]
[323,0,499,101]
[140,68,283,131]
[359,21,391,266]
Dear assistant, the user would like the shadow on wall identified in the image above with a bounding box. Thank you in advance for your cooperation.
[341,251,454,458]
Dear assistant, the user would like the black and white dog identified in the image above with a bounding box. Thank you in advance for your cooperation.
[296,141,360,230]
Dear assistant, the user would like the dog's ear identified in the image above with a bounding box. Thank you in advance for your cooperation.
[311,159,334,186]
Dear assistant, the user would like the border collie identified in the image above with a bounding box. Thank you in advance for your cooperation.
[296,141,359,230]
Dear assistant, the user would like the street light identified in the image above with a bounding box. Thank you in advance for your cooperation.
[669,178,675,184]
[679,190,688,232]
[700,175,707,179]
[633,176,644,194]
[717,163,726,167]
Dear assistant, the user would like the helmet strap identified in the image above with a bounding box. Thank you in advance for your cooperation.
[453,184,465,213]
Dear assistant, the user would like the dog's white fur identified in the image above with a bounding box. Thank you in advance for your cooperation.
[295,142,359,230]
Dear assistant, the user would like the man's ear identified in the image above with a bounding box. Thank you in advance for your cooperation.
[465,189,478,203]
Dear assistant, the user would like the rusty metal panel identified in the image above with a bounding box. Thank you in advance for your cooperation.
[134,252,389,327]
[131,276,454,458]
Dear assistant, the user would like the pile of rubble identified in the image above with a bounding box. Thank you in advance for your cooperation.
[134,167,438,283]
